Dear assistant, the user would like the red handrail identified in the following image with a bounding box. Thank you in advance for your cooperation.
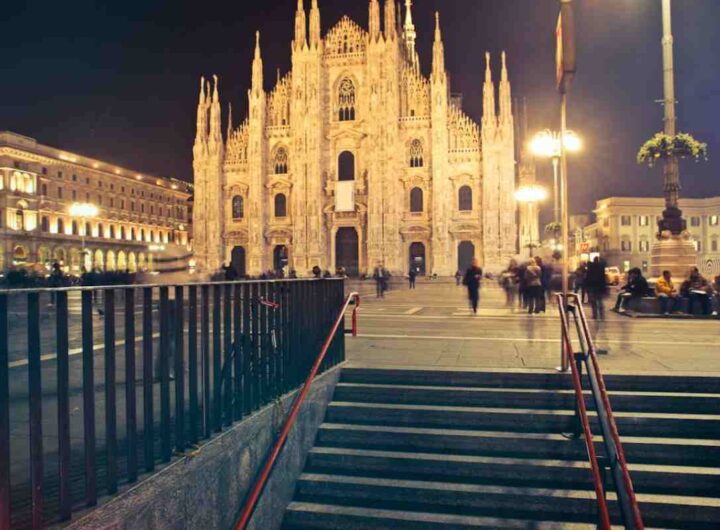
[568,293,644,530]
[556,296,612,530]
[234,292,360,530]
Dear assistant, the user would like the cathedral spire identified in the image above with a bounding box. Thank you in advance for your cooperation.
[402,0,418,70]
[294,0,307,50]
[309,0,321,49]
[499,51,512,125]
[226,102,233,140]
[384,0,396,40]
[194,76,208,148]
[432,11,446,82]
[209,74,222,147]
[482,52,497,130]
[251,31,264,95]
[369,0,381,42]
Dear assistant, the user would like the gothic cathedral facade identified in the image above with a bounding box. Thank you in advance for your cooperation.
[192,0,517,277]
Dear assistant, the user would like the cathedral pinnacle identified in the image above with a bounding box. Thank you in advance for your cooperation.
[402,0,418,70]
[384,0,396,40]
[227,102,233,139]
[194,75,209,149]
[499,51,512,124]
[309,0,321,48]
[432,11,446,82]
[209,75,222,147]
[252,31,264,94]
[482,52,497,131]
[501,50,508,82]
[294,0,307,50]
[369,0,381,42]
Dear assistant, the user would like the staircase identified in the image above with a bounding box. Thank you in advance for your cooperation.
[282,367,720,529]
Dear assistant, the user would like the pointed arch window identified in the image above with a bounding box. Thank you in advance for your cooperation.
[409,140,424,168]
[274,193,287,218]
[410,187,424,213]
[458,185,472,211]
[232,195,244,219]
[274,146,289,174]
[337,78,356,121]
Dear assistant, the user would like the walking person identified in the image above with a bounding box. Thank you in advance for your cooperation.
[373,262,389,298]
[454,270,462,286]
[574,262,587,303]
[585,257,608,320]
[408,267,417,290]
[462,258,483,315]
[524,259,542,315]
[534,256,550,313]
[501,260,518,308]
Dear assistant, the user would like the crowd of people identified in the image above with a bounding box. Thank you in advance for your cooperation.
[498,256,556,315]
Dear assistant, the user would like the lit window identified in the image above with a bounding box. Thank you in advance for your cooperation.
[621,215,632,226]
[337,78,356,121]
[639,215,649,226]
[639,240,650,252]
[274,147,289,174]
[710,215,719,226]
[232,196,244,219]
[409,140,424,168]
[621,240,632,252]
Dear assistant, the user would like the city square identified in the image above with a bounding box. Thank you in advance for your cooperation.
[1,0,719,529]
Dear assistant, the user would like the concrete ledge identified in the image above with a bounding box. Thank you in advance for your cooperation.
[64,365,343,530]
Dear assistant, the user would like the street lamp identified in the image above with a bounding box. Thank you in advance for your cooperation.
[515,184,548,257]
[69,202,99,272]
[530,129,581,225]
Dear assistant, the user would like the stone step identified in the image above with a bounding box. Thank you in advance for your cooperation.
[282,501,599,529]
[341,367,720,394]
[293,473,720,529]
[315,423,720,467]
[333,382,720,414]
[305,446,720,498]
[326,402,720,439]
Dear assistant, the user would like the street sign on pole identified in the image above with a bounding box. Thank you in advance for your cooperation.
[556,0,576,94]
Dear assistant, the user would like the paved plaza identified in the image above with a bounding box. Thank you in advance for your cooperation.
[347,280,720,375]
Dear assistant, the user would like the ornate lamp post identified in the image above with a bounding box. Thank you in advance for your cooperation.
[515,184,547,257]
[69,202,99,271]
[530,129,581,226]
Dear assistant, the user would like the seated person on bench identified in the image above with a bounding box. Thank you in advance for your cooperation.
[614,268,649,313]
[655,270,679,315]
[681,267,712,316]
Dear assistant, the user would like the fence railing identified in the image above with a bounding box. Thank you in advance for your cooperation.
[0,278,346,530]
[556,293,644,530]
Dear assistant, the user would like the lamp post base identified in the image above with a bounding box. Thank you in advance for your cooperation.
[650,231,697,280]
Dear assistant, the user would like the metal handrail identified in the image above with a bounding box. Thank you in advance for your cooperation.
[556,296,612,530]
[566,293,644,530]
[233,292,361,530]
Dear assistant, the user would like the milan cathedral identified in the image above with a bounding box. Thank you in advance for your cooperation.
[192,0,518,277]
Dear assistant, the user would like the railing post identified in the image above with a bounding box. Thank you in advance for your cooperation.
[56,291,71,520]
[233,283,243,421]
[104,289,118,494]
[242,283,252,415]
[142,287,154,472]
[159,287,171,462]
[28,292,43,530]
[212,284,222,432]
[201,285,211,438]
[0,293,9,530]
[174,286,185,452]
[223,283,232,426]
[124,288,138,483]
[81,290,97,506]
[188,285,199,444]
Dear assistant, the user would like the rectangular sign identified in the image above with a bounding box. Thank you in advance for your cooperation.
[335,181,355,212]
[556,0,576,93]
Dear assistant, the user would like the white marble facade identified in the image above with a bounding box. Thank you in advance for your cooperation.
[192,0,517,277]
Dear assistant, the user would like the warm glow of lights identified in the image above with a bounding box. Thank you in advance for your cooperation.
[136,174,143,180]
[69,202,99,218]
[171,184,178,190]
[530,129,582,158]
[92,163,100,169]
[59,153,77,162]
[115,169,121,174]
[515,184,548,204]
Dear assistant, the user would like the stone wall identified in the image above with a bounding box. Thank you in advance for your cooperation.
[65,366,342,530]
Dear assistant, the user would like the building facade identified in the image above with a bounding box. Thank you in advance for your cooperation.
[193,0,517,277]
[576,196,720,277]
[0,131,192,275]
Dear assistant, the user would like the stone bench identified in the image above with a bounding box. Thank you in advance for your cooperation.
[625,296,713,316]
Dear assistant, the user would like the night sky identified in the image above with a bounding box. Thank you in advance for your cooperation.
[3,0,719,218]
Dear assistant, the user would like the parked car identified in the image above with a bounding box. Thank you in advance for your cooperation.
[605,266,624,286]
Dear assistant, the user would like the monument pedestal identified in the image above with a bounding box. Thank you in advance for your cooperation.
[650,230,697,279]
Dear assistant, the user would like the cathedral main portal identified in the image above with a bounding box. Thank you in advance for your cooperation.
[335,227,359,276]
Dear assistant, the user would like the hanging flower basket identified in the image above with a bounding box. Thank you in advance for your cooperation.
[637,132,708,167]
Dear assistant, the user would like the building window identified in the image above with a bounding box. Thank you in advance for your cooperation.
[712,239,718,252]
[232,196,244,219]
[621,240,632,252]
[410,187,423,213]
[639,240,650,252]
[85,222,91,236]
[620,215,632,226]
[72,220,79,235]
[131,202,135,212]
[121,200,125,210]
[58,187,63,199]
[16,210,25,230]
[690,216,700,227]
[57,171,63,179]
[57,218,65,234]
[696,240,702,252]
[710,215,719,226]
[110,198,114,208]
[72,174,77,182]
[72,190,77,201]
[106,225,112,238]
[141,203,145,213]
[337,78,356,121]
[409,140,424,168]
[41,216,49,232]
[41,184,47,196]
[338,151,355,181]
[458,186,472,211]
[274,194,287,218]
[42,167,47,175]
[274,146,289,174]
[639,215,649,226]
[149,205,153,214]
[130,228,136,241]
[120,226,126,240]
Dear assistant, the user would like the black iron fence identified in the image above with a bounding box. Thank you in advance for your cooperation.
[0,278,346,530]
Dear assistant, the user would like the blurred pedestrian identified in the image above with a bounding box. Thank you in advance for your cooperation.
[462,258,483,315]
[408,267,417,289]
[373,262,389,298]
[585,257,608,320]
[524,259,542,315]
